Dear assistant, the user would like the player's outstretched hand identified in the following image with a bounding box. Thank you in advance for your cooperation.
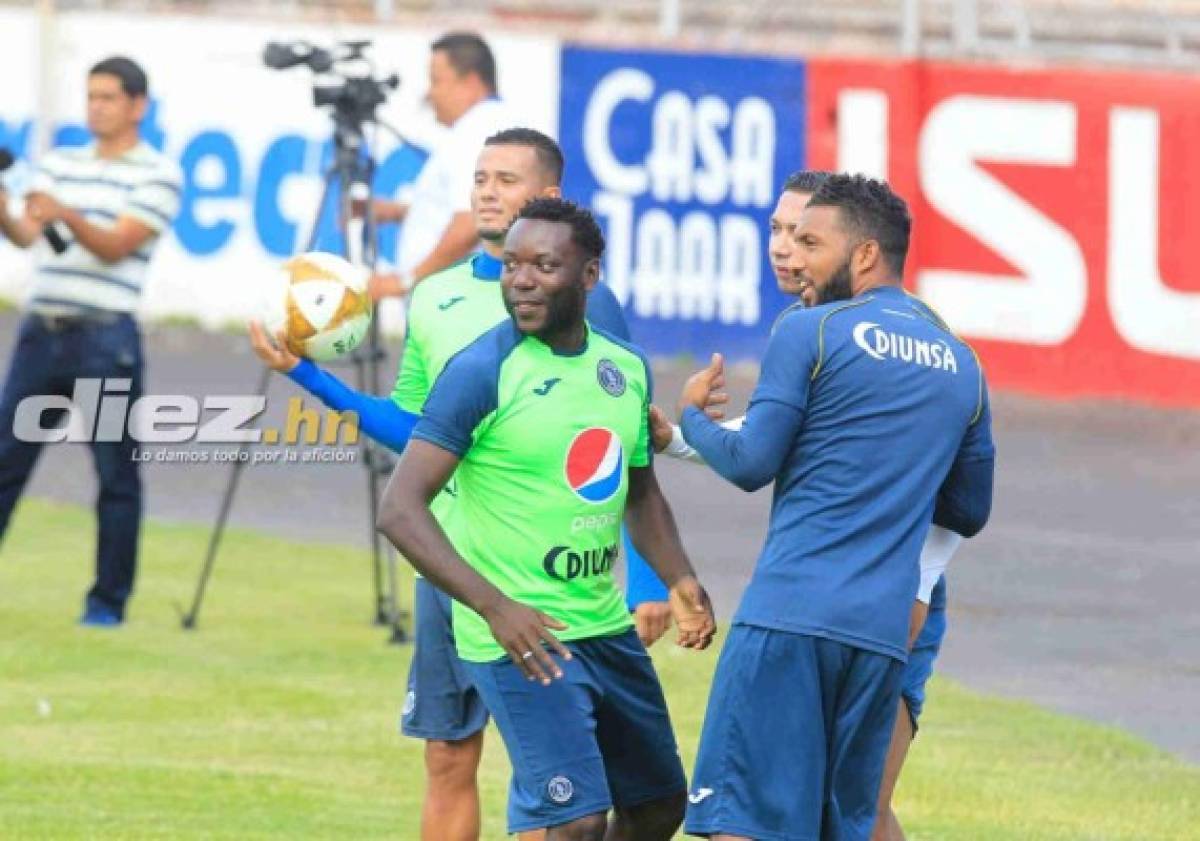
[634,600,672,647]
[669,575,717,650]
[648,405,675,454]
[678,352,729,422]
[483,597,573,685]
[248,320,300,373]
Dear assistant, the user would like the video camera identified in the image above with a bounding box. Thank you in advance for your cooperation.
[263,40,398,127]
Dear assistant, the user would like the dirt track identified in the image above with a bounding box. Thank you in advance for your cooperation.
[2,310,1197,762]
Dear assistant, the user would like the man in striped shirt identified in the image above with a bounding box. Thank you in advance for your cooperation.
[0,56,181,626]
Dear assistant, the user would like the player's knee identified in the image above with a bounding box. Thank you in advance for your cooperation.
[613,790,685,841]
[424,735,482,790]
[643,789,687,835]
[547,812,607,841]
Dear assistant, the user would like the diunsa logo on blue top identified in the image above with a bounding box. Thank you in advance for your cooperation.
[565,427,624,504]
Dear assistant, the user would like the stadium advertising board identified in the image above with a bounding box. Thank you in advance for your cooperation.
[809,58,1200,407]
[559,45,807,360]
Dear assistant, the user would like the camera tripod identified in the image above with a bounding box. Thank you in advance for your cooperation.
[181,64,408,642]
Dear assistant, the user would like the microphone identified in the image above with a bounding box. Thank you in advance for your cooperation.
[44,223,69,254]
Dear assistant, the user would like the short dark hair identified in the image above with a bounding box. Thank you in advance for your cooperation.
[807,173,911,277]
[431,32,497,94]
[783,169,833,195]
[515,197,605,261]
[484,128,564,185]
[89,56,148,98]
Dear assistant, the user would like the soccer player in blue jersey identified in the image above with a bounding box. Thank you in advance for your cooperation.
[678,174,995,841]
[651,170,962,840]
[249,130,668,841]
[378,198,716,840]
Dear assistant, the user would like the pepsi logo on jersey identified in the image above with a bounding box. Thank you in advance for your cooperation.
[564,428,624,503]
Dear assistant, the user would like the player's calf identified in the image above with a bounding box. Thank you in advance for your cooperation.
[422,735,483,841]
[606,790,686,841]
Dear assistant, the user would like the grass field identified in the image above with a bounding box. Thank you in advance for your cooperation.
[1,498,1197,840]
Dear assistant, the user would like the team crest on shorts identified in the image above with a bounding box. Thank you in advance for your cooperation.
[596,359,626,396]
[402,690,416,717]
[547,775,574,804]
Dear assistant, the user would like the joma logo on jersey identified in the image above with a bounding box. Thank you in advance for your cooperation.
[853,322,958,372]
[564,427,623,504]
[543,544,619,581]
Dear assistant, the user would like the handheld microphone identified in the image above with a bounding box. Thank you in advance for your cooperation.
[43,223,69,254]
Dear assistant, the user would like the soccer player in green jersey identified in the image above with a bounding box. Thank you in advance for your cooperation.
[250,130,668,841]
[378,198,717,840]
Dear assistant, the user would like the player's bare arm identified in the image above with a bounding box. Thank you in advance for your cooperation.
[378,438,572,683]
[623,464,716,650]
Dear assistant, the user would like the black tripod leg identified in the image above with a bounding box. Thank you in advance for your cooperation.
[181,366,273,629]
[384,543,407,644]
[362,436,407,642]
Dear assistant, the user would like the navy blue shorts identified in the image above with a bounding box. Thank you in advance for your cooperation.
[399,577,489,742]
[464,628,686,834]
[901,577,948,730]
[685,624,903,841]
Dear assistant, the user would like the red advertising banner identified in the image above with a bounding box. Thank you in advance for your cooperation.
[808,58,1200,407]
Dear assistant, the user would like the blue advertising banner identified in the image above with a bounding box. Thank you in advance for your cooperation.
[559,46,807,360]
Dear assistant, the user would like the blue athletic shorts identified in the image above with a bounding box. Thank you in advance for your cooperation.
[901,575,948,731]
[685,624,903,841]
[399,577,489,742]
[463,628,686,834]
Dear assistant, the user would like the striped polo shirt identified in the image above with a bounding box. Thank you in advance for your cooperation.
[29,141,181,316]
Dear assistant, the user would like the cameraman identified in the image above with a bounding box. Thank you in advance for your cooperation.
[0,56,181,627]
[369,32,515,299]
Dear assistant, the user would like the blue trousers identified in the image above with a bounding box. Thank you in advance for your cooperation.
[0,313,144,618]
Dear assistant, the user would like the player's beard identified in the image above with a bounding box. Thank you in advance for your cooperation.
[815,258,854,305]
[534,282,588,346]
[478,225,507,244]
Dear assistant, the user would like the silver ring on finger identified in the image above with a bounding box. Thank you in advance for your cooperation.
[521,650,534,660]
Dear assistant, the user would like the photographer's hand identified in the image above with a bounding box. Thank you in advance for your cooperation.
[351,198,407,224]
[368,271,413,302]
[248,320,301,372]
[373,199,408,223]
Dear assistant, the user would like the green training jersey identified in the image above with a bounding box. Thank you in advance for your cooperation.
[411,320,651,662]
[392,254,510,525]
[391,255,509,416]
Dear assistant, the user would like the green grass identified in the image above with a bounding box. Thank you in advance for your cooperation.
[1,499,1197,839]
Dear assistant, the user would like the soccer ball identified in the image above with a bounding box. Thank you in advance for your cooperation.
[262,251,372,362]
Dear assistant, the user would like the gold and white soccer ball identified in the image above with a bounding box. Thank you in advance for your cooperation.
[262,251,372,362]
